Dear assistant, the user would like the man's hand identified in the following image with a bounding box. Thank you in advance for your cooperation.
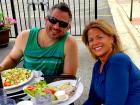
[0,64,4,72]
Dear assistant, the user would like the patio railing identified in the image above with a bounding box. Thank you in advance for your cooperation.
[0,0,95,38]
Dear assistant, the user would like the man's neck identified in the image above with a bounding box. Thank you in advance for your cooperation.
[38,29,58,48]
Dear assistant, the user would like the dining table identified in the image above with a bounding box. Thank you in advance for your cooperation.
[5,74,84,105]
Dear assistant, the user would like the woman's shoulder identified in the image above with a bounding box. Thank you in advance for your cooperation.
[109,52,131,62]
[106,53,132,72]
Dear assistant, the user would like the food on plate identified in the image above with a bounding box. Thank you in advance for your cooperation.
[23,80,58,101]
[23,80,77,103]
[1,68,32,87]
[54,90,67,100]
[56,82,76,96]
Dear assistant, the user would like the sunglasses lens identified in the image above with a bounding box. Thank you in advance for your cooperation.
[59,22,68,28]
[48,16,68,28]
[48,16,57,24]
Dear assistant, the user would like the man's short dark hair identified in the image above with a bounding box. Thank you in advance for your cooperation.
[48,2,72,21]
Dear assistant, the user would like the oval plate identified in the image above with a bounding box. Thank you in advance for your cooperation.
[23,85,69,105]
[52,94,69,105]
[48,79,83,105]
[2,68,33,90]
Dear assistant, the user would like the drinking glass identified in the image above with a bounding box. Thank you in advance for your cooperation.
[0,88,7,105]
[0,88,16,105]
[31,94,52,105]
[6,98,16,105]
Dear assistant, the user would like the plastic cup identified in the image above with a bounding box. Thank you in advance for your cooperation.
[0,88,7,105]
[6,98,16,105]
[31,94,52,105]
[0,88,16,105]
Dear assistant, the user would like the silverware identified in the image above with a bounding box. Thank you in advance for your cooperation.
[7,93,26,98]
[75,77,81,89]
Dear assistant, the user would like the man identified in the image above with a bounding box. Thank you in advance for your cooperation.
[0,2,78,76]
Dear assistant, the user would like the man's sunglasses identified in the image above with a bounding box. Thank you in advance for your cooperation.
[47,15,69,28]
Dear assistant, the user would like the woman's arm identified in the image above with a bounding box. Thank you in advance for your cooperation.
[105,53,130,105]
[84,66,101,105]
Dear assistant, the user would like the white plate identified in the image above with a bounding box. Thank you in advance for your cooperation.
[23,86,69,105]
[17,101,33,105]
[52,94,69,105]
[48,79,84,105]
[6,78,35,94]
[30,94,69,105]
[2,69,34,90]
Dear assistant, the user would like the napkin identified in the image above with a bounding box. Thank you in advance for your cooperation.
[32,71,44,82]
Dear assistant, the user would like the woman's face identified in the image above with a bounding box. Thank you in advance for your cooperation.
[87,28,113,61]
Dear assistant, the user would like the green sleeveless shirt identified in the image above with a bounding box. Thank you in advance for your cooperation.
[23,28,69,76]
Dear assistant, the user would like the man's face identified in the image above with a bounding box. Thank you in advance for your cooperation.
[45,9,71,39]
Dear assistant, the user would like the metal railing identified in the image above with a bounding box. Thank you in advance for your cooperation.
[0,0,95,37]
[117,0,140,21]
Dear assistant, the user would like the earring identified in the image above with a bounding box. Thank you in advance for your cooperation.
[112,43,115,49]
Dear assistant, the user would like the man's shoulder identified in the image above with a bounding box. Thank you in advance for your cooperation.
[65,35,77,45]
[30,28,40,31]
[19,28,41,39]
[64,35,78,53]
[17,29,30,39]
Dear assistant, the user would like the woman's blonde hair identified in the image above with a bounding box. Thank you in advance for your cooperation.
[82,19,123,59]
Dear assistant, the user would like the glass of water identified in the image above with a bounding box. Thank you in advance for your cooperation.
[0,88,7,105]
[0,88,16,105]
[31,94,52,105]
[6,98,16,105]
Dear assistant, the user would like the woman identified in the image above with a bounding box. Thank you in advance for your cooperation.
[82,19,140,105]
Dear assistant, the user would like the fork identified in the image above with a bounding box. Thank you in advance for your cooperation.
[75,77,81,89]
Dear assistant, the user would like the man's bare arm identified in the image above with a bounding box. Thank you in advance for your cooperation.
[63,35,78,76]
[0,30,29,72]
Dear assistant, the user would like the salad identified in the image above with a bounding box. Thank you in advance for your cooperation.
[1,68,32,87]
[23,80,76,102]
[23,80,57,101]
